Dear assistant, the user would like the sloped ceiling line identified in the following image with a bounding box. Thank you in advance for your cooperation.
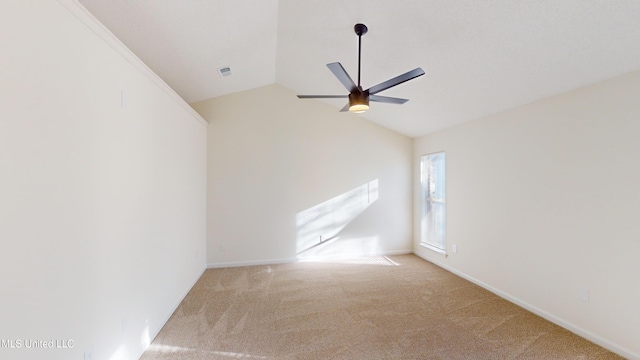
[79,0,640,137]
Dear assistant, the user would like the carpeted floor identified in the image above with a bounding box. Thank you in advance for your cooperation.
[141,254,622,359]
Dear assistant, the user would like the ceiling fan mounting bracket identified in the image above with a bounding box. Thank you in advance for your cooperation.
[354,23,368,36]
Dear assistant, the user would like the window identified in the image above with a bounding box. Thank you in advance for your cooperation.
[420,152,445,253]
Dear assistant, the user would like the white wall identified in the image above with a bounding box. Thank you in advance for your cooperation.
[192,84,412,266]
[414,71,640,358]
[0,1,207,360]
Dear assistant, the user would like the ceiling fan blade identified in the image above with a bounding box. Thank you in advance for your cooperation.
[327,62,358,93]
[297,95,348,99]
[339,103,350,112]
[366,67,425,95]
[369,95,409,104]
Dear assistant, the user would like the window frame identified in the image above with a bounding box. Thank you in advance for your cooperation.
[419,152,446,254]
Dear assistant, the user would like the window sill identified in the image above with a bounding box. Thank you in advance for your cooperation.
[420,242,447,256]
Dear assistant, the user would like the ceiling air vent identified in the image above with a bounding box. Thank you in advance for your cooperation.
[217,67,232,77]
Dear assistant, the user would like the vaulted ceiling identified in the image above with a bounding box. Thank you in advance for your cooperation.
[79,0,640,138]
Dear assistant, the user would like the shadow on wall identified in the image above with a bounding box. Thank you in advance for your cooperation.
[296,179,379,259]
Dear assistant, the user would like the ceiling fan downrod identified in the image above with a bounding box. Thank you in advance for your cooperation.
[354,23,368,90]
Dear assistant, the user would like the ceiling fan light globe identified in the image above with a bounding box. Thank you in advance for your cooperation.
[349,104,369,113]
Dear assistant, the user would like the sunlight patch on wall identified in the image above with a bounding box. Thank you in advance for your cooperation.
[296,179,379,256]
[141,322,151,349]
[108,345,126,360]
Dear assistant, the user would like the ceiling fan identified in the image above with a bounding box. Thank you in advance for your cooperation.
[297,23,425,113]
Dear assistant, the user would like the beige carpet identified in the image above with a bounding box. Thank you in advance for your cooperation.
[141,254,622,359]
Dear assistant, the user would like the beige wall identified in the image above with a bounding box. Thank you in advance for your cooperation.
[414,71,640,358]
[192,84,412,266]
[0,2,207,359]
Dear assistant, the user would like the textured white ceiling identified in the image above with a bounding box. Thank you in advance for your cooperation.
[79,0,640,138]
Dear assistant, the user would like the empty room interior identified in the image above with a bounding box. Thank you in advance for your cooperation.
[2,1,640,359]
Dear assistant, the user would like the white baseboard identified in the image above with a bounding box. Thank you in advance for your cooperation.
[206,249,413,269]
[413,252,639,360]
[297,249,413,262]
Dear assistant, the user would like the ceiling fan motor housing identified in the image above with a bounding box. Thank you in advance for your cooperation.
[349,90,369,112]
